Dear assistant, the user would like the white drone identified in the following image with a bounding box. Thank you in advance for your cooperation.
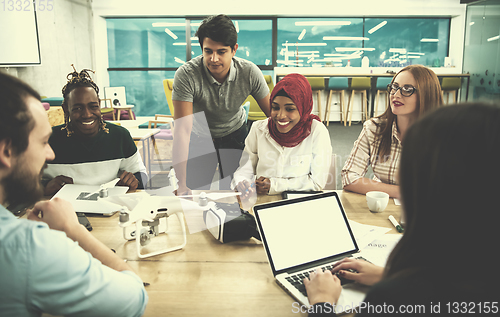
[104,189,241,258]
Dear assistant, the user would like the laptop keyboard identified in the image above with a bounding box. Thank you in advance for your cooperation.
[285,256,368,297]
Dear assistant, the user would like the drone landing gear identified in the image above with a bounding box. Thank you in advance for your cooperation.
[123,210,187,258]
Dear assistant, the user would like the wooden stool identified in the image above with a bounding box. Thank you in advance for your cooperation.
[114,104,136,120]
[306,77,326,120]
[374,77,393,117]
[346,77,371,126]
[441,77,462,104]
[325,77,349,126]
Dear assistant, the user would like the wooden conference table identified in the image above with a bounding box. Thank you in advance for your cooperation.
[58,190,401,317]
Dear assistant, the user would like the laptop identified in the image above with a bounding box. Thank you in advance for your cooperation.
[253,191,364,309]
[52,184,128,216]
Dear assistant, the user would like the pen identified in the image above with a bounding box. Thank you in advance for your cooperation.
[245,182,255,194]
[389,215,404,233]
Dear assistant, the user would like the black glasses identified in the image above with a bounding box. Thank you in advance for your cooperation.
[387,83,417,97]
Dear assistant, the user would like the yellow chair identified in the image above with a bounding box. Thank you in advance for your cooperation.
[246,75,274,121]
[306,77,326,121]
[441,77,462,104]
[346,77,371,126]
[162,79,175,117]
[100,98,115,120]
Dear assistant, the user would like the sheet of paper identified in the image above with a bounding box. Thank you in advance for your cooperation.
[359,234,402,267]
[394,198,401,205]
[348,220,391,250]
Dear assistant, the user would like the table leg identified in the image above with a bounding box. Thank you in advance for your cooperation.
[466,76,470,101]
[146,137,152,188]
[140,139,149,189]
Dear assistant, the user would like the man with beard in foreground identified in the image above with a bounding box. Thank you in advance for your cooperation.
[0,72,148,317]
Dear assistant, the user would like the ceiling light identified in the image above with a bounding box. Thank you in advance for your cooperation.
[174,57,185,64]
[295,51,319,54]
[335,47,375,52]
[235,21,239,33]
[164,28,178,40]
[298,29,306,41]
[297,54,319,58]
[420,38,439,42]
[487,35,500,42]
[368,21,387,34]
[389,48,407,53]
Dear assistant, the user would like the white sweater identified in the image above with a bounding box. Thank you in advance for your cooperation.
[232,119,332,194]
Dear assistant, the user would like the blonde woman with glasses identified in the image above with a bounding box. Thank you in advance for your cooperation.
[341,65,443,198]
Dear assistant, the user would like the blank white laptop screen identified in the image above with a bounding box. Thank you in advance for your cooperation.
[257,194,357,272]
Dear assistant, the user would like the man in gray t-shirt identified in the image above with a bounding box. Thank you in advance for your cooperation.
[172,14,270,194]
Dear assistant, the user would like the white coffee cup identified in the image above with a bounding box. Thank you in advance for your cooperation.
[366,191,389,213]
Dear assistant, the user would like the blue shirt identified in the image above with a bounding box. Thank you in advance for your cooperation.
[0,205,148,317]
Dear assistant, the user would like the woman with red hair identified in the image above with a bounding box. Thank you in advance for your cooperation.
[232,73,332,198]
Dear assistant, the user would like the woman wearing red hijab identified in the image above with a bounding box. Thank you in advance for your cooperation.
[232,73,332,198]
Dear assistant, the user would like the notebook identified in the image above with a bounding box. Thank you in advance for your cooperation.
[253,191,363,309]
[52,184,128,216]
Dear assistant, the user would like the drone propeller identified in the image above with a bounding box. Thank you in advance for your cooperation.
[177,191,241,201]
[83,178,121,198]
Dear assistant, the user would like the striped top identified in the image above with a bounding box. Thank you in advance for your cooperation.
[341,118,401,187]
[44,122,147,186]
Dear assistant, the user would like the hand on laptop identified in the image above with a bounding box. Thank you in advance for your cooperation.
[44,175,74,196]
[303,268,342,305]
[330,258,384,286]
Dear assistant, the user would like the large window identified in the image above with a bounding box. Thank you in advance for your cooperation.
[108,70,176,116]
[276,17,449,68]
[463,0,500,101]
[107,18,188,68]
[106,16,450,116]
[190,18,273,67]
[277,18,364,67]
[364,18,450,68]
[107,17,273,116]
